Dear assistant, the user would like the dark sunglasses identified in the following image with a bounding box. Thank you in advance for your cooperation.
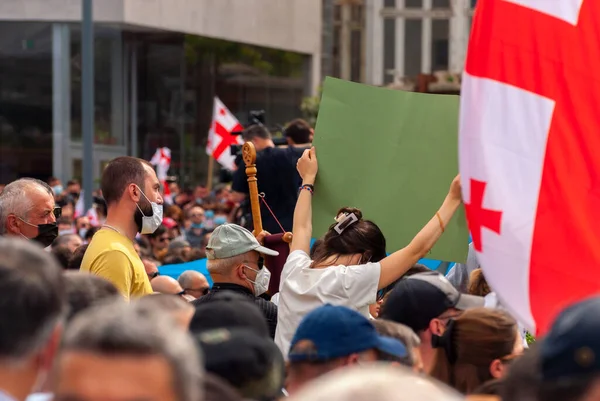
[53,207,62,219]
[376,289,386,302]
[185,287,210,296]
[149,271,160,279]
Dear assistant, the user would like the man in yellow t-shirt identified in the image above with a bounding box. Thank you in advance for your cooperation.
[81,156,163,300]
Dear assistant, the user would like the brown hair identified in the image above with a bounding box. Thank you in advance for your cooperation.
[469,269,491,297]
[311,207,386,267]
[284,118,312,145]
[429,308,517,394]
[165,205,184,223]
[101,156,151,205]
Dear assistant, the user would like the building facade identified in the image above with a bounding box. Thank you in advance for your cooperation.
[322,0,367,84]
[365,0,476,85]
[0,0,321,184]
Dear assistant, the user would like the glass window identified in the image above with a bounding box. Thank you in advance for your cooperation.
[334,4,342,21]
[350,30,362,82]
[431,19,449,71]
[137,40,184,165]
[333,25,341,78]
[135,35,310,184]
[383,19,396,84]
[351,4,364,23]
[384,0,396,7]
[71,25,124,146]
[404,19,422,77]
[433,0,450,8]
[405,0,423,8]
[0,22,53,182]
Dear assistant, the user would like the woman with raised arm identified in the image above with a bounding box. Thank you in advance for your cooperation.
[274,147,463,357]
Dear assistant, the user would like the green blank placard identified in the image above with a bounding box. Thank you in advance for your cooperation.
[312,77,468,263]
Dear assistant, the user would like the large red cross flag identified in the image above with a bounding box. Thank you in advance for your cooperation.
[207,97,244,170]
[459,0,600,335]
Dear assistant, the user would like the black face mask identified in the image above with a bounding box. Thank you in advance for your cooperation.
[69,191,80,201]
[32,223,59,248]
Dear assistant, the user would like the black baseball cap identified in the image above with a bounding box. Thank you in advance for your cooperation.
[541,296,600,381]
[380,272,484,332]
[190,291,269,337]
[195,328,285,401]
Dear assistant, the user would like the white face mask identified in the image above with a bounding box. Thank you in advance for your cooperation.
[244,265,271,297]
[136,186,163,235]
[59,228,75,236]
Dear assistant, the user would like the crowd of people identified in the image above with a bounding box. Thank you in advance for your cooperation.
[0,120,598,401]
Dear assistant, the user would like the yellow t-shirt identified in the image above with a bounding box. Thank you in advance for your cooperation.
[80,228,153,300]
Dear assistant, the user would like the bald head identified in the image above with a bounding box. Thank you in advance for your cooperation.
[0,178,55,236]
[288,365,462,401]
[178,270,209,299]
[142,258,159,279]
[53,233,83,253]
[151,275,184,296]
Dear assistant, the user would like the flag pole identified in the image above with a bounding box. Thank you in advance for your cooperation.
[81,0,94,213]
[207,156,214,191]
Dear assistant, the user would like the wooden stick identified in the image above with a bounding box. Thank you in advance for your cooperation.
[206,156,214,191]
[242,142,263,236]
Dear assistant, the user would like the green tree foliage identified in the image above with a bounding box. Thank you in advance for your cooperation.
[301,88,322,127]
[184,36,303,77]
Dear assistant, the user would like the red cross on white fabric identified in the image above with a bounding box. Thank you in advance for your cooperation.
[460,0,600,334]
[464,179,502,252]
[206,97,244,170]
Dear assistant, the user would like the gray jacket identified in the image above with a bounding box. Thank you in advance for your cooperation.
[445,243,479,293]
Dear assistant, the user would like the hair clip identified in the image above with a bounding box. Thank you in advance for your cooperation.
[333,213,358,234]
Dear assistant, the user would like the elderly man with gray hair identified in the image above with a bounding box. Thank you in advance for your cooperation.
[191,224,279,338]
[178,270,210,299]
[0,238,66,401]
[0,178,59,247]
[54,299,203,401]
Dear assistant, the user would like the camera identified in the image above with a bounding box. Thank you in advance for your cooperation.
[230,110,270,157]
[249,110,266,126]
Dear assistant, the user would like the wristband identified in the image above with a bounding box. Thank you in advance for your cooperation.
[299,184,314,195]
[436,212,445,233]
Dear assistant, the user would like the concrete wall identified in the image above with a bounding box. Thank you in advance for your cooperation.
[0,0,322,75]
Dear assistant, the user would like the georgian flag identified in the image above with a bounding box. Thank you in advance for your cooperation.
[150,147,172,204]
[459,0,599,335]
[207,97,244,170]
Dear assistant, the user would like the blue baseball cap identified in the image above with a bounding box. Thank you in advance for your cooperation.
[541,296,600,381]
[288,304,407,362]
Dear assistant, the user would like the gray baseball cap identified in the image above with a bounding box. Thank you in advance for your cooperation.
[205,224,279,260]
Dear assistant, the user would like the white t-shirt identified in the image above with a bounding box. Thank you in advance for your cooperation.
[274,250,381,358]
